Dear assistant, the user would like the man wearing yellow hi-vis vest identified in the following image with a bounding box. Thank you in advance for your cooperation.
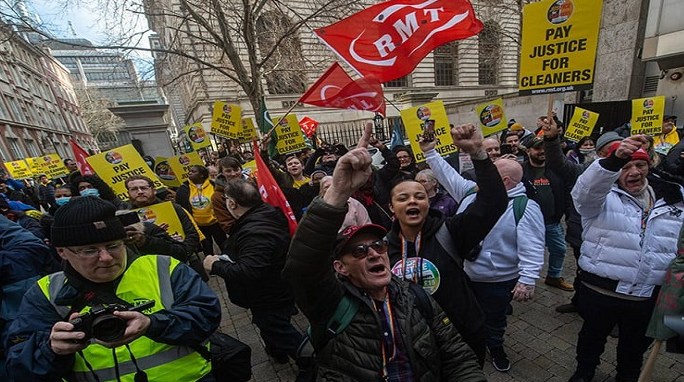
[5,196,221,382]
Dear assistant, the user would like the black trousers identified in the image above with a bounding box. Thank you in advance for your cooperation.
[199,223,227,256]
[575,283,656,380]
[251,304,303,359]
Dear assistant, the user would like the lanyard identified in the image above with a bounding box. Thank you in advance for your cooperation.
[374,296,397,379]
[400,233,421,283]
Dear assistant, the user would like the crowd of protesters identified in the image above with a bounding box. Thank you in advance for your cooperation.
[1,112,684,382]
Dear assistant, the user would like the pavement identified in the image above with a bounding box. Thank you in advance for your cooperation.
[209,251,684,382]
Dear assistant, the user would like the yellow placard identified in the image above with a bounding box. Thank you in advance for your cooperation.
[4,160,33,179]
[631,96,665,136]
[86,144,164,201]
[154,156,181,188]
[184,123,212,151]
[134,201,186,241]
[210,101,242,139]
[565,107,599,142]
[167,152,205,184]
[274,114,308,154]
[242,159,257,179]
[239,118,259,143]
[400,101,457,163]
[519,0,603,95]
[27,154,69,179]
[476,98,508,137]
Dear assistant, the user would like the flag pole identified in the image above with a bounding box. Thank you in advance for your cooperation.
[260,100,300,140]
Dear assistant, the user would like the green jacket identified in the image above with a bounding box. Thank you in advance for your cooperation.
[284,197,485,382]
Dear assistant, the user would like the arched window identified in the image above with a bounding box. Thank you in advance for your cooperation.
[434,41,458,86]
[478,21,500,85]
[256,12,306,95]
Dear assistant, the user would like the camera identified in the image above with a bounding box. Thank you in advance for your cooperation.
[422,119,436,142]
[117,211,140,226]
[500,144,513,155]
[70,300,155,342]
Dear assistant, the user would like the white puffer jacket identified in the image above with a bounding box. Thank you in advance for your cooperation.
[572,160,684,298]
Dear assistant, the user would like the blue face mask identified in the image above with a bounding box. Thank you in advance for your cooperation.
[55,196,71,206]
[80,188,100,197]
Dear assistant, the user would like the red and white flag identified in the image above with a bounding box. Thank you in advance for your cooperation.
[69,140,95,176]
[252,140,298,236]
[314,0,483,83]
[299,63,386,116]
[299,117,319,138]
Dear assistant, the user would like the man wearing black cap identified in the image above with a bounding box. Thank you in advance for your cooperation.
[6,196,221,382]
[283,122,485,382]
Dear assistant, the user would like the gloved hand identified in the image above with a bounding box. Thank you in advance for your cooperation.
[511,282,535,302]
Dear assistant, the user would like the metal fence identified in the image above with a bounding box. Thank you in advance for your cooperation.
[316,116,406,148]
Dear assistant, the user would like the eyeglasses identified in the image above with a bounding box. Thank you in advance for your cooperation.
[221,195,234,201]
[66,241,126,258]
[347,239,388,259]
[128,186,151,192]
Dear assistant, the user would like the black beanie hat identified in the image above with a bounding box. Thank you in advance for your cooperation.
[51,196,127,247]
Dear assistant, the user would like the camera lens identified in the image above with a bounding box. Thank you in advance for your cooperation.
[92,314,127,342]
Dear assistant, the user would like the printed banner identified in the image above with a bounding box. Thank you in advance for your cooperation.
[167,152,205,184]
[154,156,181,188]
[27,154,69,179]
[631,96,665,136]
[86,144,163,201]
[273,114,308,155]
[4,160,33,179]
[400,100,457,163]
[565,107,599,142]
[210,101,243,139]
[314,0,483,83]
[476,98,507,137]
[519,0,603,95]
[134,201,185,241]
[238,118,259,143]
[184,123,212,150]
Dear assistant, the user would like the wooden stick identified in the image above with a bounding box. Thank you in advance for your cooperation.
[638,340,662,382]
[547,93,555,115]
[260,99,300,141]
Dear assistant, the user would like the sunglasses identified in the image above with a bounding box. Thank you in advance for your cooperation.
[346,239,389,259]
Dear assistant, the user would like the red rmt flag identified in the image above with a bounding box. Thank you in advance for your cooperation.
[314,0,483,83]
[69,140,95,176]
[252,140,298,236]
[299,62,386,116]
[299,117,319,138]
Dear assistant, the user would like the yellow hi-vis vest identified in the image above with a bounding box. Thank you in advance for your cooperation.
[37,255,212,382]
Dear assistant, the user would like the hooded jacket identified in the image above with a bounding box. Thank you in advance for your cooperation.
[211,202,293,309]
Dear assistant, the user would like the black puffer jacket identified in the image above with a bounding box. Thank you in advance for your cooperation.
[211,202,293,309]
[284,197,485,382]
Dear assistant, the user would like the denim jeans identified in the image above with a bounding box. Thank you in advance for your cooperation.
[545,222,567,278]
[469,278,519,350]
[575,283,656,380]
[251,304,303,359]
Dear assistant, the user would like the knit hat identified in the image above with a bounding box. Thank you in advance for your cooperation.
[509,123,524,132]
[507,119,517,128]
[596,131,623,151]
[334,224,387,259]
[607,142,650,164]
[51,196,127,247]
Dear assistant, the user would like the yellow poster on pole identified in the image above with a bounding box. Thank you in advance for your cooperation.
[154,156,181,188]
[167,151,205,184]
[86,144,164,201]
[239,118,259,143]
[4,160,33,179]
[210,101,242,139]
[519,0,603,95]
[631,96,665,136]
[565,107,599,142]
[27,154,69,179]
[134,201,186,241]
[273,114,308,154]
[400,100,457,163]
[184,123,212,151]
[476,98,508,137]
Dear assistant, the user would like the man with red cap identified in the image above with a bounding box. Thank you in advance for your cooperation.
[567,135,684,382]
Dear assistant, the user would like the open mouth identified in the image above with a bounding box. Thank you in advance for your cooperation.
[406,208,421,217]
[369,264,386,274]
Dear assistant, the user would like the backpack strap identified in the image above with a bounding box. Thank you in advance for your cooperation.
[325,295,360,337]
[512,196,529,226]
[407,282,433,322]
[435,223,464,268]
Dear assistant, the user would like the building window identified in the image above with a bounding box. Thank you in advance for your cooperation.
[434,42,459,86]
[384,76,409,88]
[25,139,40,157]
[7,138,24,159]
[478,21,500,85]
[256,12,306,95]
